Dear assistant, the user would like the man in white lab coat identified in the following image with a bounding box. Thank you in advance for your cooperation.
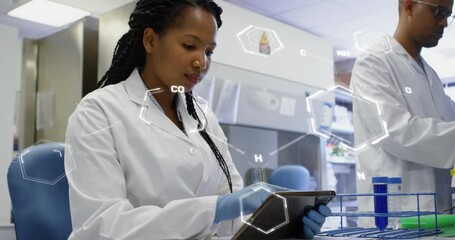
[351,0,455,225]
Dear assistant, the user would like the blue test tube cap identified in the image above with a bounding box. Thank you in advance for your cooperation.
[372,176,388,183]
[388,177,402,184]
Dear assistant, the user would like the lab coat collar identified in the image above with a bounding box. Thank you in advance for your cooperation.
[418,57,430,74]
[388,36,409,57]
[125,68,148,105]
[124,68,202,143]
[388,36,430,70]
[176,94,203,136]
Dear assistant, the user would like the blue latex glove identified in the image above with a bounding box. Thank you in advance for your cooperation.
[214,183,289,223]
[302,204,331,239]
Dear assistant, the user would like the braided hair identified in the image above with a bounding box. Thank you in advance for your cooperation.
[98,0,233,192]
[97,0,222,88]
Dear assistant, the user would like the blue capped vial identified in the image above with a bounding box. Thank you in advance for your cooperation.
[372,176,388,231]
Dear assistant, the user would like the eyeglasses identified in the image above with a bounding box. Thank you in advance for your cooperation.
[412,0,454,25]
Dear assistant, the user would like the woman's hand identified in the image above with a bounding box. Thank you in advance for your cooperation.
[302,204,331,239]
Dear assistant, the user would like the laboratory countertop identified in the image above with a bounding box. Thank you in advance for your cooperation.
[314,237,455,240]
[313,227,455,239]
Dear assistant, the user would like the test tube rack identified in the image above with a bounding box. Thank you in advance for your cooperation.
[318,192,444,239]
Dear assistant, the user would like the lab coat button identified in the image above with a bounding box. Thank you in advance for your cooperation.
[189,147,198,155]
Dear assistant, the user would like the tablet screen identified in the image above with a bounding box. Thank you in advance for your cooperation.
[231,190,336,240]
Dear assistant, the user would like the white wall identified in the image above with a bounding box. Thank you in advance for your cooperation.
[422,49,455,79]
[212,1,334,89]
[36,22,84,142]
[97,2,135,80]
[98,1,333,90]
[0,23,22,224]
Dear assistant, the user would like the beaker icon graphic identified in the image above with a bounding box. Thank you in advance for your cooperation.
[259,31,271,55]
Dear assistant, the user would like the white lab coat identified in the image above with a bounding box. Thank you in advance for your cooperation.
[351,35,455,223]
[64,69,244,240]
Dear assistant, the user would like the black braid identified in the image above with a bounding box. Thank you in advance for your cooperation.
[185,92,233,193]
[97,0,223,88]
[97,30,142,88]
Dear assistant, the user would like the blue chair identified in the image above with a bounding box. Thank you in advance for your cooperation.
[7,142,72,240]
[268,165,310,190]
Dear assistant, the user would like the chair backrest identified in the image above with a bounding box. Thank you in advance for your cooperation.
[268,165,310,190]
[7,142,72,240]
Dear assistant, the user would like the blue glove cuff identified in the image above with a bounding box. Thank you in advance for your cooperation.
[213,195,225,224]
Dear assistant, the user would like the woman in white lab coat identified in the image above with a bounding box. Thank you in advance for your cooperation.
[64,0,329,239]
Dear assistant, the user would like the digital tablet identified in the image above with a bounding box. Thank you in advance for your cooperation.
[231,190,336,240]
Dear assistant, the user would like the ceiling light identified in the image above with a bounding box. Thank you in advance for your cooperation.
[7,0,90,27]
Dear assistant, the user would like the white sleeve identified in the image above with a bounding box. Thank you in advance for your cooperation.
[65,99,219,240]
[351,54,455,169]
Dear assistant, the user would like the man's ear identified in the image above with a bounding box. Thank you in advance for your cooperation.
[403,0,414,16]
[143,28,157,53]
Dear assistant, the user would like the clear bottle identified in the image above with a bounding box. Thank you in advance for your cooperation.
[388,177,402,230]
[372,176,388,231]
